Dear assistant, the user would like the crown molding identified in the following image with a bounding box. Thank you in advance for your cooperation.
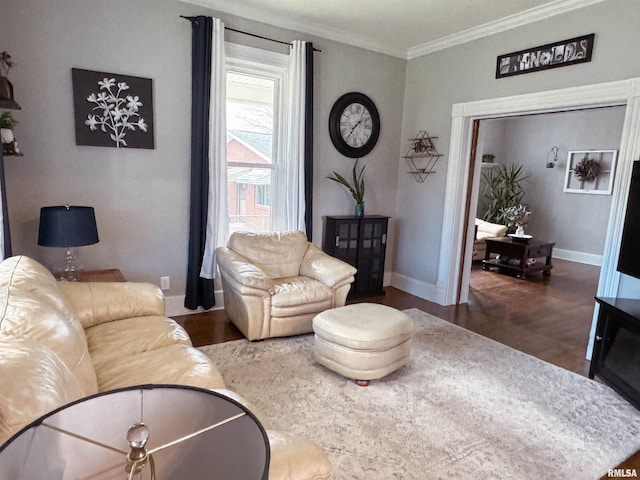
[407,0,607,59]
[181,0,607,60]
[179,0,407,58]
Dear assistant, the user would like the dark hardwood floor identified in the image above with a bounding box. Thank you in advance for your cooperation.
[172,258,639,475]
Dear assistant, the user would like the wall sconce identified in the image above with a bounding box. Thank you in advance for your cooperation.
[546,146,559,168]
[38,205,99,281]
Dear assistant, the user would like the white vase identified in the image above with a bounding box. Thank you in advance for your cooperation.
[515,225,525,237]
[0,128,14,144]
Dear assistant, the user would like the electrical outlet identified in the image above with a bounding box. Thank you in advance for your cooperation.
[160,276,170,290]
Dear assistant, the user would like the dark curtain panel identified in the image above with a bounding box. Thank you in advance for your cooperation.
[185,16,215,310]
[304,42,314,241]
[0,149,11,259]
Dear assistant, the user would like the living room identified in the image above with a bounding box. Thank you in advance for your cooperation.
[2,0,640,477]
[1,0,639,314]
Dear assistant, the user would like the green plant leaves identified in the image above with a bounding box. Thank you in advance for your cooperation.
[481,164,529,225]
[327,159,365,204]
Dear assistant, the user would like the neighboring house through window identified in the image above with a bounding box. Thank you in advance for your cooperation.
[226,44,287,233]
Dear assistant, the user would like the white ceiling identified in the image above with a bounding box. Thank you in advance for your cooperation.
[181,0,605,58]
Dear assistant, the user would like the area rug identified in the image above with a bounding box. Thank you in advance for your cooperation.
[199,309,640,479]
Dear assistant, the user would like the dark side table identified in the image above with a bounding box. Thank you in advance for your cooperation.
[482,237,555,279]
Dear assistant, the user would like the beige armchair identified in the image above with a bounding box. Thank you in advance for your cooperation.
[216,230,357,341]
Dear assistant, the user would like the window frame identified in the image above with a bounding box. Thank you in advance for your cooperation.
[225,43,289,232]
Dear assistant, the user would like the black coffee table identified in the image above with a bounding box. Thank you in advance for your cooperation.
[482,237,555,279]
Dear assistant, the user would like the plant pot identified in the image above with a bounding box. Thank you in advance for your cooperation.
[1,128,14,144]
[0,76,10,101]
[355,203,364,217]
[0,76,21,109]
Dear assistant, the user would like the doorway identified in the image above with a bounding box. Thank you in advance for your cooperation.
[470,107,625,283]
[437,77,640,358]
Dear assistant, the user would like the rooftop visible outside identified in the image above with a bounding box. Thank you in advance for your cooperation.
[227,72,274,233]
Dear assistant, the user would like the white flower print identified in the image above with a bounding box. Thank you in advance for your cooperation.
[84,78,148,147]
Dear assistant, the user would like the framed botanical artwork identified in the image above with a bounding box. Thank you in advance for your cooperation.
[563,150,618,195]
[72,68,155,149]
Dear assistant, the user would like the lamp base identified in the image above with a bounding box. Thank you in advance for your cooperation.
[55,247,83,282]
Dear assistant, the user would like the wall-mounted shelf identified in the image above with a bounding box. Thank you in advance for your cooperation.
[403,131,443,183]
[0,99,21,110]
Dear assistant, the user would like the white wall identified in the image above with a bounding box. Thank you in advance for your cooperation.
[0,0,405,309]
[395,0,640,299]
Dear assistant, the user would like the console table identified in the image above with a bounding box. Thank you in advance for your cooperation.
[482,237,554,279]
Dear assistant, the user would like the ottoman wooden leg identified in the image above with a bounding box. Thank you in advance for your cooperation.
[355,379,370,387]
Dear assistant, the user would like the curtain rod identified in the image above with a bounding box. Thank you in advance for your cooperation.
[180,16,321,52]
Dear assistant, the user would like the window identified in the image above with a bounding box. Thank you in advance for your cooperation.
[255,184,271,207]
[226,44,288,233]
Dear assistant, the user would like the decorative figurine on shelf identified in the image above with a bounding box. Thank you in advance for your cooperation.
[0,51,20,109]
[327,158,366,217]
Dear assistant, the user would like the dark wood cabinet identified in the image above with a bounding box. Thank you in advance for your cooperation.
[589,297,640,410]
[323,215,389,297]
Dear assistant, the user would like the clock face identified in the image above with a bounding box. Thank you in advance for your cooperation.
[339,102,373,149]
[329,92,380,158]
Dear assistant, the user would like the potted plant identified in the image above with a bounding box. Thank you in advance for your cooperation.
[1,111,19,154]
[501,203,531,237]
[327,159,366,217]
[1,111,18,141]
[481,164,529,226]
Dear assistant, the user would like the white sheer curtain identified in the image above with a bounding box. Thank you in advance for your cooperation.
[200,18,228,279]
[275,40,307,232]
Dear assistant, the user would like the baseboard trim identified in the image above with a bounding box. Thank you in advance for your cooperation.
[390,272,442,304]
[165,290,225,317]
[553,248,602,266]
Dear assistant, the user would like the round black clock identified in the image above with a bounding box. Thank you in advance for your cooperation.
[328,92,380,158]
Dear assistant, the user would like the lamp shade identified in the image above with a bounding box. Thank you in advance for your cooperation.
[0,385,270,479]
[38,206,99,248]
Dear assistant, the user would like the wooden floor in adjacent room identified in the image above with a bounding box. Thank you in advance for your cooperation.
[173,258,639,475]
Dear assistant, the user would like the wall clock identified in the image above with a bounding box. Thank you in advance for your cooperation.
[328,92,380,158]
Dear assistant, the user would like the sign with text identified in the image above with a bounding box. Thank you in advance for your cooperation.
[496,34,595,79]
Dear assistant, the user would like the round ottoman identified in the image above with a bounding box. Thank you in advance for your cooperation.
[312,303,415,386]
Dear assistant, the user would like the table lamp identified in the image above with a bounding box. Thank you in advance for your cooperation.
[38,205,99,281]
[0,384,270,479]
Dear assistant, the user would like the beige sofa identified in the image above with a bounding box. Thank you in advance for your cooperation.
[474,218,508,260]
[0,255,331,479]
[216,231,357,341]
